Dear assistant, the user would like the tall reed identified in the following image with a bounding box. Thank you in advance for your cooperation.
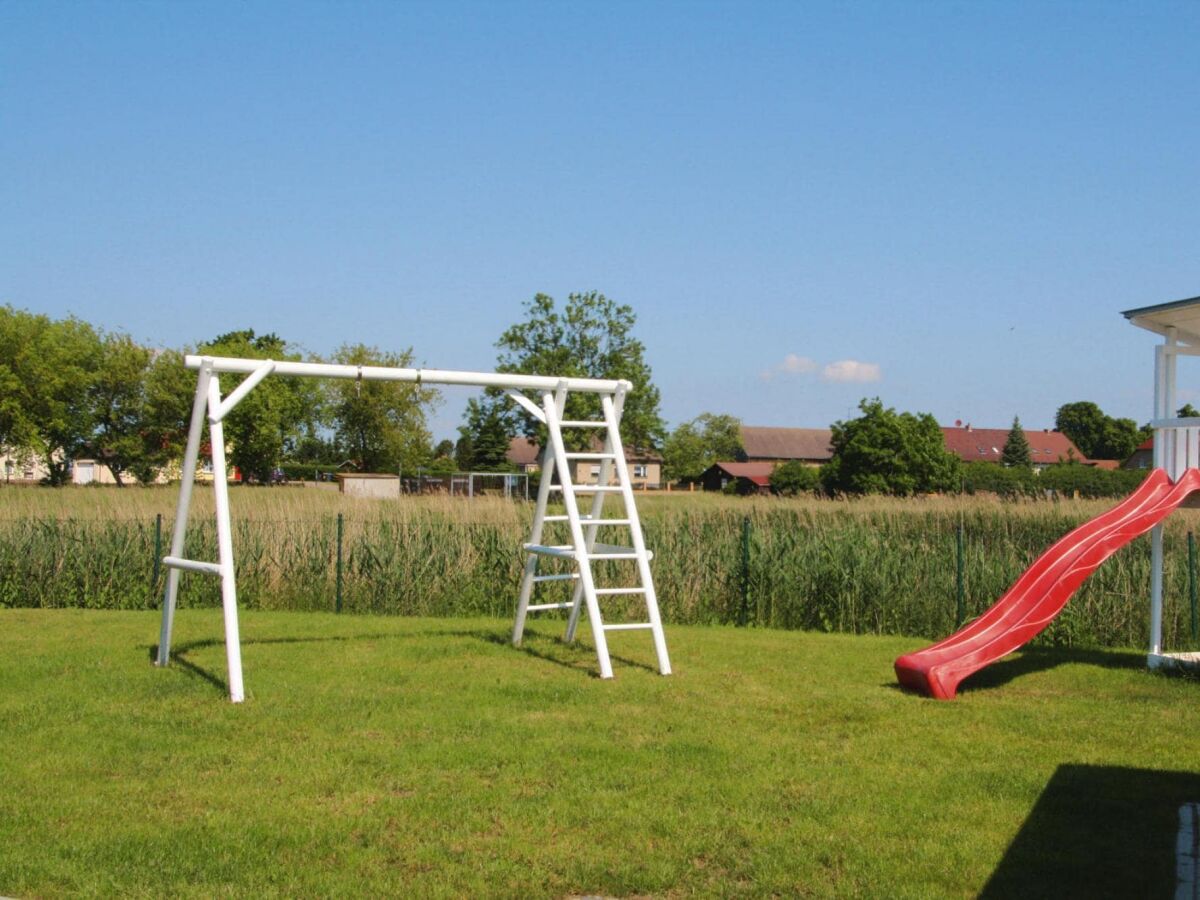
[3,486,1199,650]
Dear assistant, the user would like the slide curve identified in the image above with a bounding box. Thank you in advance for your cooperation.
[895,467,1200,699]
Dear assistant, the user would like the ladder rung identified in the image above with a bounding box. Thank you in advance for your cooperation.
[594,587,646,596]
[602,623,655,631]
[527,602,577,611]
[559,420,607,428]
[532,573,579,583]
[548,485,622,493]
[524,543,576,558]
[565,452,617,460]
[587,542,653,560]
[543,515,631,525]
[162,556,222,576]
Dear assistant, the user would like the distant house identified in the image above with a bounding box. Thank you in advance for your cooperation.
[506,437,541,474]
[1124,438,1154,470]
[739,426,833,465]
[506,436,662,489]
[700,461,775,495]
[941,425,1085,470]
[0,448,48,484]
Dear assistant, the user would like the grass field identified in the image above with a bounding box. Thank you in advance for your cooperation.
[4,608,1200,897]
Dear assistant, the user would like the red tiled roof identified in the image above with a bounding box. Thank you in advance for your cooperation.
[708,461,776,481]
[941,427,1085,464]
[740,426,833,461]
[506,436,540,467]
[1087,460,1121,470]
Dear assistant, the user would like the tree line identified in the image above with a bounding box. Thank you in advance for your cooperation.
[1,294,1162,494]
[663,399,1161,498]
[0,292,664,486]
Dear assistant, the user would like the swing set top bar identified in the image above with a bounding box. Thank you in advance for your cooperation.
[184,355,631,394]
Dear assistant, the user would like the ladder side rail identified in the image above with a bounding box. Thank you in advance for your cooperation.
[565,400,620,642]
[157,363,214,667]
[206,375,247,703]
[513,421,558,646]
[603,391,672,675]
[544,383,615,678]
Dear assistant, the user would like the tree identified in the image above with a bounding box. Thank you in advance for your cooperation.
[458,396,516,471]
[134,348,201,483]
[1179,404,1200,419]
[88,334,154,486]
[0,305,45,455]
[820,398,960,496]
[433,439,455,460]
[1055,401,1143,461]
[1054,401,1107,459]
[493,292,665,452]
[7,313,104,485]
[1001,415,1032,469]
[770,459,820,496]
[662,413,743,482]
[198,330,321,483]
[327,343,439,473]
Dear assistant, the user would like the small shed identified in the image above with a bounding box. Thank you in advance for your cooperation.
[337,472,400,499]
[700,461,775,494]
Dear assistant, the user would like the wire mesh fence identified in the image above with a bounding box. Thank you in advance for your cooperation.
[3,502,1200,650]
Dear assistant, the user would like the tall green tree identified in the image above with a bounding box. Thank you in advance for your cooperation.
[662,413,744,482]
[198,330,320,482]
[1055,401,1142,460]
[1001,415,1033,469]
[493,292,666,452]
[327,343,439,472]
[87,333,154,485]
[134,348,201,483]
[7,313,104,484]
[0,305,44,454]
[821,398,960,496]
[458,397,517,471]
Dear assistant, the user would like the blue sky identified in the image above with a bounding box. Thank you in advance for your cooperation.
[2,1,1198,442]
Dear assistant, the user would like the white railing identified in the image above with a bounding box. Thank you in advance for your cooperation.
[1151,417,1200,482]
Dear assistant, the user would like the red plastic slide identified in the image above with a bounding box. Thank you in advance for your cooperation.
[895,467,1200,699]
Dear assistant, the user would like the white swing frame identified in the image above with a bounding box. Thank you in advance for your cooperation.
[155,354,670,701]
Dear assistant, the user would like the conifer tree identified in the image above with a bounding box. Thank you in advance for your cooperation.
[1001,415,1033,469]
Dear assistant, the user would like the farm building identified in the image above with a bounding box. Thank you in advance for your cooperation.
[739,426,833,464]
[699,461,775,494]
[506,436,662,489]
[1124,437,1154,470]
[1,449,48,484]
[940,425,1086,469]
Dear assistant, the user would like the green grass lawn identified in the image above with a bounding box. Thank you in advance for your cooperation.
[3,609,1200,897]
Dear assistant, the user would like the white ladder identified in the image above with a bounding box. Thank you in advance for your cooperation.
[510,381,672,678]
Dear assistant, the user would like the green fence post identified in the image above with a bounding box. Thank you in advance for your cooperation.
[153,512,162,585]
[1190,531,1197,643]
[739,516,751,626]
[956,522,965,628]
[336,512,344,614]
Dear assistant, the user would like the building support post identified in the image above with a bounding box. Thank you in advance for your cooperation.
[1151,342,1167,658]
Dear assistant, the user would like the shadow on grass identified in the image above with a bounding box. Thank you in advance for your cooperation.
[957,645,1145,695]
[885,645,1151,697]
[148,622,653,695]
[982,764,1200,897]
[460,626,658,676]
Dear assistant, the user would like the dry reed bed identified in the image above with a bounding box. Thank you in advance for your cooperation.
[3,486,1199,649]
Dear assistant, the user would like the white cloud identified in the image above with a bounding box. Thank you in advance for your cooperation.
[761,353,818,380]
[821,360,882,383]
[781,353,818,374]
